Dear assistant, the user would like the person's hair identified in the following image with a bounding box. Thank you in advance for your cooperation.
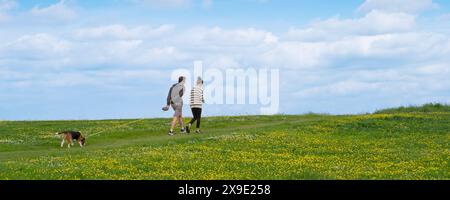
[196,77,203,85]
[178,76,185,83]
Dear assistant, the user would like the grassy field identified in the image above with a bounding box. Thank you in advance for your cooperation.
[0,105,449,180]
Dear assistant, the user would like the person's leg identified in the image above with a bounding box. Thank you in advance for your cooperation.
[187,108,196,133]
[177,105,185,133]
[170,116,177,130]
[191,108,199,128]
[178,116,185,127]
[189,108,197,125]
[190,108,201,133]
[189,118,196,126]
[196,108,202,129]
[178,116,186,133]
[169,104,179,135]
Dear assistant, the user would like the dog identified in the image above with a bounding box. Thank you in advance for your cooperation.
[55,131,86,148]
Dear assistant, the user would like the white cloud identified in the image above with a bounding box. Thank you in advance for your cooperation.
[266,31,450,70]
[292,64,450,103]
[263,35,379,69]
[267,7,450,70]
[132,0,219,8]
[2,0,450,118]
[30,0,77,21]
[133,0,191,8]
[0,0,15,10]
[295,80,383,98]
[131,46,189,66]
[438,13,450,21]
[0,12,8,22]
[358,0,437,14]
[0,0,16,22]
[248,0,270,3]
[2,22,449,85]
[2,33,70,59]
[178,26,278,47]
[417,64,450,75]
[202,0,212,8]
[286,11,416,41]
[75,24,174,40]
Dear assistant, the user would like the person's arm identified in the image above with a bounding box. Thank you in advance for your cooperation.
[179,86,184,97]
[201,89,205,103]
[190,88,194,103]
[166,85,173,106]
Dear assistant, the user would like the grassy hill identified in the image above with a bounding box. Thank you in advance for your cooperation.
[0,105,449,180]
[375,103,450,114]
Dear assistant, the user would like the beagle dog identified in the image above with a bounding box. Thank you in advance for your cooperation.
[55,131,86,148]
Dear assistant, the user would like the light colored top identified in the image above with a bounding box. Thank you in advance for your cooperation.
[167,83,185,105]
[190,85,204,108]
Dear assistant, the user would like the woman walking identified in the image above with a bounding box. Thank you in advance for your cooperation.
[186,77,204,134]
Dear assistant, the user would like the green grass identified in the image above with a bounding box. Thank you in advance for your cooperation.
[0,107,449,180]
[375,103,450,114]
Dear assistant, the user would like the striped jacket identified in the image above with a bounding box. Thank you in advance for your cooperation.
[190,86,204,108]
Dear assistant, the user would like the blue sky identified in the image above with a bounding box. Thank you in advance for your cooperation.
[1,0,450,120]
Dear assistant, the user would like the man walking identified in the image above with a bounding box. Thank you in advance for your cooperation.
[165,76,186,136]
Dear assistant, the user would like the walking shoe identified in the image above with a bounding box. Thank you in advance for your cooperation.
[181,128,186,134]
[168,130,175,136]
[195,130,201,134]
[186,124,191,134]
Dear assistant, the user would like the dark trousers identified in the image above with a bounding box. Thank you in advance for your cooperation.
[189,108,202,128]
